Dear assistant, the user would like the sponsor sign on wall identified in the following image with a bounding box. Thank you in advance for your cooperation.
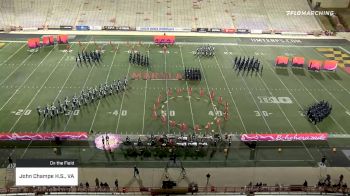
[240,133,328,142]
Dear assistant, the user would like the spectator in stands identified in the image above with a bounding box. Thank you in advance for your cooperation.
[303,180,308,187]
[134,165,140,177]
[95,178,99,187]
[115,178,119,190]
[8,156,14,168]
[85,182,89,189]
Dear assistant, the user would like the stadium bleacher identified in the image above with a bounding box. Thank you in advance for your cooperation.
[0,0,322,32]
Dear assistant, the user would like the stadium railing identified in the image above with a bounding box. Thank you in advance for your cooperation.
[0,185,348,194]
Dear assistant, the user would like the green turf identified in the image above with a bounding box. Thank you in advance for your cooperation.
[0,40,350,137]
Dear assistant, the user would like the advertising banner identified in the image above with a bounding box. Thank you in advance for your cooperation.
[240,133,328,142]
[222,28,235,33]
[76,25,90,31]
[118,26,131,31]
[197,28,208,32]
[103,26,118,30]
[0,132,88,141]
[60,25,73,30]
[209,28,222,32]
[236,29,250,33]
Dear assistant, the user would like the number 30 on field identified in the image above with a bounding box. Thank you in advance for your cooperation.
[254,110,271,117]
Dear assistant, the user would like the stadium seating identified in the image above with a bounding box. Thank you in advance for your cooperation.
[0,0,322,32]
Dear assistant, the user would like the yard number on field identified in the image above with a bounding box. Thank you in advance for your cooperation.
[160,110,176,117]
[208,110,223,117]
[12,109,32,116]
[254,110,271,117]
[65,110,80,116]
[257,96,292,104]
[112,110,128,116]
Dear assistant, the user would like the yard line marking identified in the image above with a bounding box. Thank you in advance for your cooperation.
[224,45,272,133]
[164,49,170,132]
[213,55,247,133]
[115,53,132,134]
[197,57,223,134]
[0,47,55,112]
[311,47,350,101]
[0,42,12,51]
[64,42,105,132]
[284,46,347,134]
[240,45,317,161]
[9,45,73,133]
[0,51,34,86]
[141,44,150,134]
[89,45,118,132]
[179,45,196,130]
[0,44,25,69]
[261,57,323,134]
[34,45,78,130]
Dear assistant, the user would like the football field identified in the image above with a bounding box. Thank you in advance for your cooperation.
[0,38,350,137]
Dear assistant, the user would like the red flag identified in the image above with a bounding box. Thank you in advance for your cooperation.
[200,88,205,97]
[194,124,200,132]
[176,88,182,95]
[216,118,222,127]
[152,111,157,120]
[167,88,173,96]
[224,112,229,121]
[210,88,215,100]
[161,115,167,124]
[218,96,223,105]
[205,122,211,130]
[188,87,192,96]
[170,120,176,127]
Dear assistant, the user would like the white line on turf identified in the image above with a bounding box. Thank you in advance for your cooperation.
[312,47,350,94]
[9,45,75,132]
[284,46,347,134]
[197,56,223,134]
[164,48,170,133]
[0,42,12,51]
[223,45,272,133]
[179,45,196,130]
[213,55,247,133]
[0,50,34,86]
[64,42,98,132]
[115,49,132,134]
[19,45,78,158]
[239,45,316,161]
[36,53,77,128]
[141,44,150,134]
[89,44,119,132]
[249,48,322,133]
[0,44,25,69]
[0,47,55,112]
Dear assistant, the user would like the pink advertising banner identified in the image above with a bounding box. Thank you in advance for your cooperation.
[0,132,88,141]
[240,133,328,142]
